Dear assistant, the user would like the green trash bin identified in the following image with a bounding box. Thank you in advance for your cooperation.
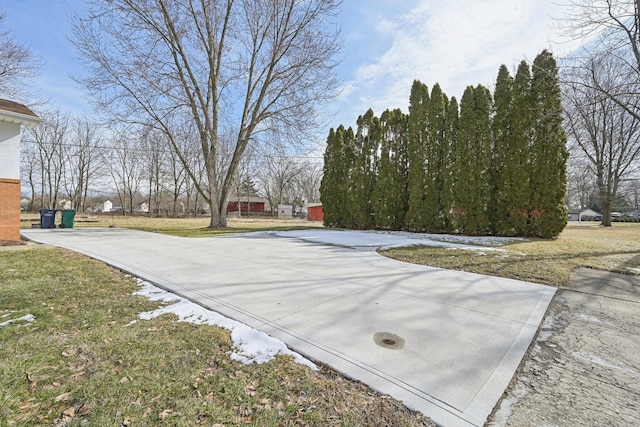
[60,210,76,228]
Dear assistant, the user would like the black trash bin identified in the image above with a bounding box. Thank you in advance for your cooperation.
[60,210,76,228]
[39,209,57,229]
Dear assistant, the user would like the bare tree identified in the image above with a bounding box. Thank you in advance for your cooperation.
[561,1,640,119]
[63,117,104,211]
[295,159,323,204]
[24,110,69,209]
[566,153,600,211]
[105,128,145,214]
[20,140,40,211]
[183,136,206,216]
[71,0,341,228]
[166,139,188,217]
[563,58,640,226]
[258,149,301,213]
[141,128,169,216]
[0,11,41,99]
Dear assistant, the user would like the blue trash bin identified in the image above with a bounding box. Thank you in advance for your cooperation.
[40,209,57,229]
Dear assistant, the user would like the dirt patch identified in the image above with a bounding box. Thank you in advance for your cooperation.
[488,268,640,426]
[0,240,24,247]
[0,239,47,251]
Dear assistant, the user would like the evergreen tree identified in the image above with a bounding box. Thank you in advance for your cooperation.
[453,85,492,235]
[405,80,430,231]
[348,109,379,229]
[424,83,448,232]
[391,110,410,229]
[373,109,408,230]
[442,96,459,232]
[240,176,259,196]
[320,125,354,227]
[490,64,514,234]
[340,126,357,227]
[508,61,534,235]
[528,50,568,238]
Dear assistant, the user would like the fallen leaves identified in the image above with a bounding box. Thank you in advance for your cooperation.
[244,380,259,397]
[25,372,37,393]
[54,391,72,402]
[158,408,173,420]
[52,401,92,426]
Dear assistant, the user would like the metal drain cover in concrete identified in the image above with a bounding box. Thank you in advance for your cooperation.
[374,332,405,350]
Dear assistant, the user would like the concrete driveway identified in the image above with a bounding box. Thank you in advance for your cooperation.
[22,228,555,427]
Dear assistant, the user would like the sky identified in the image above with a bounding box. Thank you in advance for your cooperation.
[2,0,581,133]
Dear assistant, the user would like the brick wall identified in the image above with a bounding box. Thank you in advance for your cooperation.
[0,178,20,242]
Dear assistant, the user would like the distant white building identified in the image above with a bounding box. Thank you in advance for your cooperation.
[137,202,149,213]
[102,200,113,213]
[568,208,600,221]
[278,204,292,219]
[58,199,72,210]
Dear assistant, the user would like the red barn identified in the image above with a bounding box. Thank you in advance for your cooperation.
[227,196,266,214]
[307,203,323,222]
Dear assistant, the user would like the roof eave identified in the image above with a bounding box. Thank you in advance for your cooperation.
[0,110,42,127]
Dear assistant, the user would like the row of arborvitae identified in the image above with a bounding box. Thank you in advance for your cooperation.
[320,50,568,238]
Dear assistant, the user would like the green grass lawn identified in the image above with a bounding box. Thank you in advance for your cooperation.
[0,248,428,427]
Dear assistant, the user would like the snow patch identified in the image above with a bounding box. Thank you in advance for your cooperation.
[627,267,640,274]
[572,352,634,373]
[275,229,521,252]
[0,313,35,327]
[130,279,317,370]
[578,314,602,324]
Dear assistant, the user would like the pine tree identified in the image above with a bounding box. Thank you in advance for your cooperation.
[508,61,534,235]
[405,80,430,231]
[390,109,410,230]
[453,85,492,235]
[490,64,514,235]
[424,83,448,232]
[528,50,568,238]
[442,96,459,232]
[373,109,408,230]
[320,127,340,227]
[348,109,379,229]
[320,125,357,228]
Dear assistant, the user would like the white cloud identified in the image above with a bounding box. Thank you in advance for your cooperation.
[332,0,574,128]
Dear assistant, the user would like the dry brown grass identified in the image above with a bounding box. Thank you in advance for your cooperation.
[383,222,640,287]
[20,213,323,237]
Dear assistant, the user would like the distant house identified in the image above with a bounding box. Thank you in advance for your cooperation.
[227,196,266,214]
[0,99,41,242]
[307,203,323,222]
[102,200,113,213]
[58,199,72,210]
[568,208,600,221]
[137,202,149,213]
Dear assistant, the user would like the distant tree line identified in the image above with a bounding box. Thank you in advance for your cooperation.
[21,111,323,216]
[321,50,568,238]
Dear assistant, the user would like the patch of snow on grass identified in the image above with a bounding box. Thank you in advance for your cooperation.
[131,279,317,370]
[627,267,640,273]
[0,313,35,327]
[274,229,522,251]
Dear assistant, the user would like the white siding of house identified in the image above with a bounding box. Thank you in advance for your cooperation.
[0,122,21,179]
